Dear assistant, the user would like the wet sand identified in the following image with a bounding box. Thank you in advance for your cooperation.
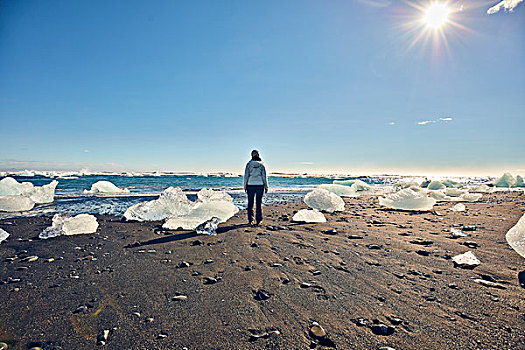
[0,192,524,349]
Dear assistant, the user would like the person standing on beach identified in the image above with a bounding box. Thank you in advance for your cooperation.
[244,149,268,225]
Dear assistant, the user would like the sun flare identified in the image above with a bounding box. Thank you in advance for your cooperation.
[422,3,450,29]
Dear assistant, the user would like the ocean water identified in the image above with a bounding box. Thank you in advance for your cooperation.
[2,174,487,219]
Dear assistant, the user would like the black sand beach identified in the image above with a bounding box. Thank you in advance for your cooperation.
[1,192,524,349]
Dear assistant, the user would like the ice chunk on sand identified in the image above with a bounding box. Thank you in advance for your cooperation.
[378,188,436,211]
[304,188,345,213]
[428,190,482,203]
[0,177,57,204]
[393,181,422,192]
[39,214,99,239]
[84,181,129,194]
[450,227,470,238]
[442,179,462,188]
[350,180,371,191]
[460,193,482,202]
[428,190,448,202]
[0,228,9,244]
[195,217,222,235]
[333,179,356,186]
[427,181,446,190]
[28,180,58,204]
[469,184,492,193]
[163,200,238,230]
[445,188,467,197]
[292,209,326,223]
[450,203,466,212]
[0,177,23,196]
[452,251,480,269]
[318,184,359,197]
[494,173,516,188]
[515,175,525,188]
[197,188,234,202]
[332,179,371,191]
[0,196,35,212]
[123,187,193,221]
[506,213,525,259]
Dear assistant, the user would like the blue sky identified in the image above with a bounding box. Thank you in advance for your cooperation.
[1,0,523,175]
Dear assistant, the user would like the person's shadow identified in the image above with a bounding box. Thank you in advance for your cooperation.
[125,223,251,248]
[519,270,525,288]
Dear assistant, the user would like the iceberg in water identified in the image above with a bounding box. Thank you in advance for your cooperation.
[379,188,436,211]
[123,187,193,221]
[84,181,129,194]
[292,209,326,223]
[39,214,99,239]
[0,228,9,244]
[332,179,371,191]
[304,188,345,213]
[318,184,359,197]
[506,213,525,259]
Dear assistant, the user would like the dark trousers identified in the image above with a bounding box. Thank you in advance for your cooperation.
[246,185,265,223]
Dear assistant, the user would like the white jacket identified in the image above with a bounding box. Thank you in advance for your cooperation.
[244,160,268,190]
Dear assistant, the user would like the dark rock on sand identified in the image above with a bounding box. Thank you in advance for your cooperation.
[351,318,369,327]
[203,277,217,284]
[519,271,525,288]
[410,240,434,246]
[254,289,271,301]
[463,241,480,248]
[370,323,395,336]
[177,261,192,268]
[386,316,403,325]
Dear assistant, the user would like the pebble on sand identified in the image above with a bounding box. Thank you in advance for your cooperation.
[452,251,481,269]
[310,322,326,337]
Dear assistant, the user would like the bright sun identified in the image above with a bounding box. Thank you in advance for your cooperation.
[423,3,450,29]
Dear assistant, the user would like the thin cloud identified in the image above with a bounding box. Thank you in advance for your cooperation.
[487,0,523,14]
[356,0,392,8]
[84,150,91,153]
[418,117,454,125]
[387,121,396,125]
[0,159,124,171]
[299,162,314,165]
